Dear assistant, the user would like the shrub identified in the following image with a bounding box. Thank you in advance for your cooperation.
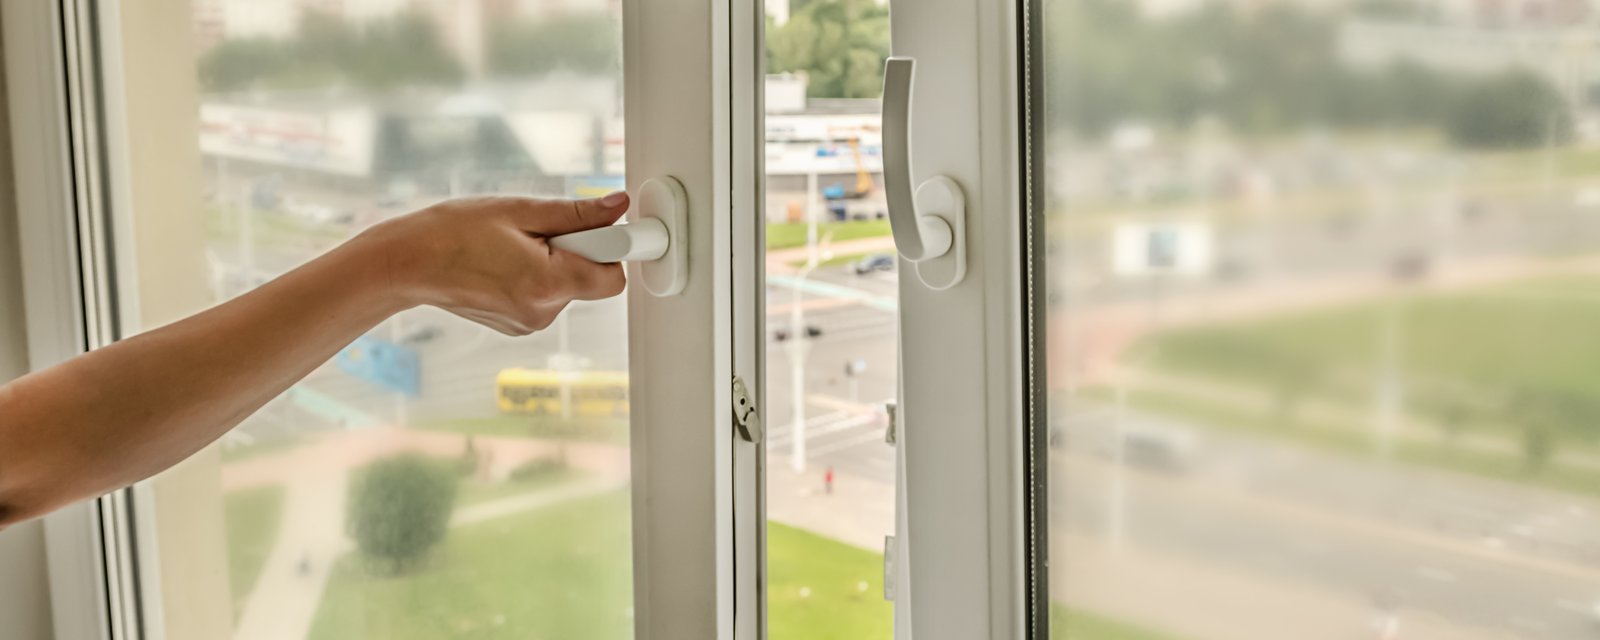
[347,454,459,571]
[1447,70,1570,150]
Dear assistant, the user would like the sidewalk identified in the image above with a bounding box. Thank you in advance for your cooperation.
[766,459,893,552]
[1056,253,1600,387]
[233,468,348,640]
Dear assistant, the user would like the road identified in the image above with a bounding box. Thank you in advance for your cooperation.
[1054,403,1600,638]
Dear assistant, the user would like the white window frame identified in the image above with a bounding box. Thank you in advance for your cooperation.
[7,0,1044,638]
[622,0,766,636]
[3,2,149,639]
[7,0,767,638]
[885,0,1041,638]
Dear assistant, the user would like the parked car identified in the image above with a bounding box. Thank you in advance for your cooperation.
[853,254,895,275]
[1089,421,1198,474]
[401,325,443,345]
[773,325,824,342]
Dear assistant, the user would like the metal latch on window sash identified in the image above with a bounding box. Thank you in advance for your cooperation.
[732,376,762,444]
[884,401,897,445]
[883,535,895,601]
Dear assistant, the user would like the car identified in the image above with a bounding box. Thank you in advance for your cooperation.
[773,325,824,342]
[401,325,443,345]
[853,254,895,275]
[1088,421,1198,473]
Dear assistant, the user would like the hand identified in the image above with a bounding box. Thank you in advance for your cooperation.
[352,192,630,335]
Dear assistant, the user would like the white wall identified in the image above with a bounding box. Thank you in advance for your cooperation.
[0,5,56,635]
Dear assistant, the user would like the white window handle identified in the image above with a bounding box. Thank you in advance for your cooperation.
[549,219,668,263]
[549,176,689,296]
[882,57,966,290]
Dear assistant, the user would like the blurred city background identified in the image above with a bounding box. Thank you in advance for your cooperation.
[145,0,1600,638]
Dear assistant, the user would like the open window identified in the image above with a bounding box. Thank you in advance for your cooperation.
[9,0,755,638]
[11,0,1061,639]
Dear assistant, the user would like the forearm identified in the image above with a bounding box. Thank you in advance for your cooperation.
[0,192,630,528]
[0,235,407,525]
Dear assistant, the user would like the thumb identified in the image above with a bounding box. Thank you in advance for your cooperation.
[506,191,630,237]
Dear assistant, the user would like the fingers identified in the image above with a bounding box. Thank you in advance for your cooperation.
[504,191,630,237]
[549,251,628,301]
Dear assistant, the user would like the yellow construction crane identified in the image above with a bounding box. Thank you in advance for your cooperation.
[849,138,873,198]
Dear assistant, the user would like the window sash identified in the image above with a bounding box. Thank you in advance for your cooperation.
[11,0,768,638]
[885,0,1037,637]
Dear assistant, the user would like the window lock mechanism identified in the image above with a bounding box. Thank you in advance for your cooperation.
[732,376,762,444]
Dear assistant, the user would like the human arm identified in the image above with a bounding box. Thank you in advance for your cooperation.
[0,193,629,527]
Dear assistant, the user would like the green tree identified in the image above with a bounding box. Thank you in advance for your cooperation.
[488,12,621,78]
[1043,0,1571,144]
[347,454,459,572]
[197,11,464,93]
[198,39,288,93]
[768,0,891,99]
[1446,70,1570,150]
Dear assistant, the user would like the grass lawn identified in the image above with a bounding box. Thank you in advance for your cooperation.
[767,219,892,251]
[1145,274,1600,442]
[456,468,582,507]
[1110,386,1600,499]
[1051,603,1186,640]
[768,524,892,640]
[417,415,629,444]
[308,491,635,640]
[224,486,286,620]
[304,488,1170,639]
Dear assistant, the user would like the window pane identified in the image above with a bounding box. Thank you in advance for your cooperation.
[1045,1,1600,638]
[134,2,631,638]
[764,1,895,638]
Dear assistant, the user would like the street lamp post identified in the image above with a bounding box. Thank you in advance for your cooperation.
[789,200,822,473]
[1109,378,1128,550]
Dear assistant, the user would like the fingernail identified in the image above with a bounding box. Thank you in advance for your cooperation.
[600,191,628,207]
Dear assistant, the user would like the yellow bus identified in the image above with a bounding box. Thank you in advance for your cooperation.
[495,368,629,417]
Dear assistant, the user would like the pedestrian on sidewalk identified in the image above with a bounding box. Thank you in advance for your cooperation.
[0,193,632,529]
[824,465,835,495]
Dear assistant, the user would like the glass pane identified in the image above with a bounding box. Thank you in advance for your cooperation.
[134,2,631,638]
[764,1,895,638]
[1044,1,1600,638]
